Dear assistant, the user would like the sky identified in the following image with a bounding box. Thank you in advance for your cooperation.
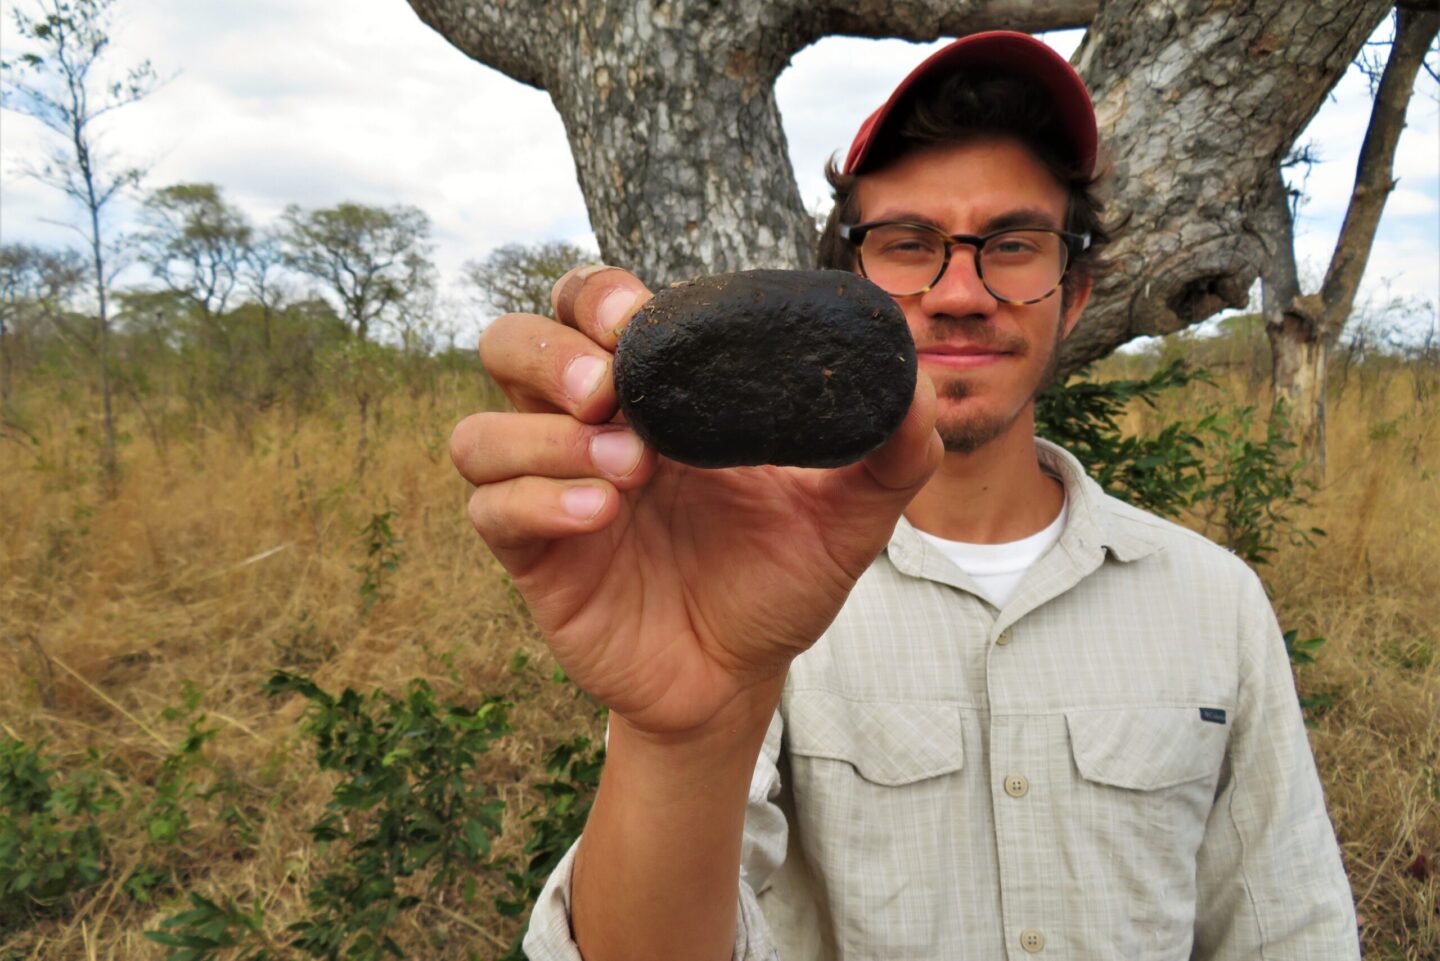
[1,0,1436,346]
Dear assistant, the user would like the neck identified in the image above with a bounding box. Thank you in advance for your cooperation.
[904,414,1064,544]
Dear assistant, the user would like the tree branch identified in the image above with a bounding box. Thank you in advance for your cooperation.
[792,0,1097,47]
[405,0,552,90]
[1318,5,1439,343]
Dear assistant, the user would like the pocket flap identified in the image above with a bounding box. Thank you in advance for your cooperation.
[1067,707,1229,791]
[786,691,964,786]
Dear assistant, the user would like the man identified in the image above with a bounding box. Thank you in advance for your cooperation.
[450,31,1358,961]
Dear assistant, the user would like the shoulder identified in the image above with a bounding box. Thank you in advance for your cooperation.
[1096,487,1261,589]
[1038,437,1260,592]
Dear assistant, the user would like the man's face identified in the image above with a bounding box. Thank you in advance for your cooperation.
[854,137,1091,453]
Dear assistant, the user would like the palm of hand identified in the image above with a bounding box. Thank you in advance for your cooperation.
[510,460,886,735]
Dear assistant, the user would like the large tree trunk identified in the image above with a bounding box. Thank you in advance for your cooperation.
[406,0,1392,365]
[406,0,1098,288]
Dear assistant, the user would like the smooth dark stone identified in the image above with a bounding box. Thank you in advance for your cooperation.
[614,269,917,468]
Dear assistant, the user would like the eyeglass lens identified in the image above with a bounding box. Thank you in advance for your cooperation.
[858,225,1069,302]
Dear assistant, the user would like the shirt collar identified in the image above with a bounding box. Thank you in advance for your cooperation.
[887,437,1161,582]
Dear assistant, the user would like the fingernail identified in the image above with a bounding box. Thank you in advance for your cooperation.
[590,430,644,478]
[563,355,608,402]
[562,486,606,519]
[597,287,637,334]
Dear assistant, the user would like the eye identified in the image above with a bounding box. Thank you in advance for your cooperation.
[882,238,938,254]
[990,237,1041,255]
[869,226,943,258]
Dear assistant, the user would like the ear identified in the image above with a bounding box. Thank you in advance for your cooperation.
[1060,275,1093,339]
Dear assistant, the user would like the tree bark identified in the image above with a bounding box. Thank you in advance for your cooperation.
[1254,167,1326,471]
[407,0,1097,288]
[1261,6,1438,475]
[1062,0,1392,372]
[1317,7,1437,332]
[405,0,1392,363]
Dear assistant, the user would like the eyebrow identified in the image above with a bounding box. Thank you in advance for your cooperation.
[869,207,1061,233]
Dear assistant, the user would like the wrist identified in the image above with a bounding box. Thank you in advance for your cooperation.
[610,670,786,754]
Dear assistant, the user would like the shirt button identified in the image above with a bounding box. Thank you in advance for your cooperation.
[996,627,1013,646]
[1004,773,1030,798]
[1020,928,1046,953]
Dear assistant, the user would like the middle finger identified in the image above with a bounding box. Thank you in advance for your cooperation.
[450,411,657,490]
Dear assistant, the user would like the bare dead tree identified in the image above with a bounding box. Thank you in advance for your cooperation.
[0,0,159,491]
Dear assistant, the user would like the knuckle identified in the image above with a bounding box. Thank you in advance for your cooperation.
[478,314,527,369]
[551,263,609,319]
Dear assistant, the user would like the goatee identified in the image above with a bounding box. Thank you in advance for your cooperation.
[932,315,1065,454]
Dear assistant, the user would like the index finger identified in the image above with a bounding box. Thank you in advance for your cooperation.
[550,265,653,346]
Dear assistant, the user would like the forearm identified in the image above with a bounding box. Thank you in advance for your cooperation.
[572,674,786,961]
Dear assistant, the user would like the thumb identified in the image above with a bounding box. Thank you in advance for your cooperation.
[815,372,941,564]
[858,371,941,495]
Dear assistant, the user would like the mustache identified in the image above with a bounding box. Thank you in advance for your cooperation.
[919,318,1029,355]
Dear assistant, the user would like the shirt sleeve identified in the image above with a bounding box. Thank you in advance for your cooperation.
[1191,567,1360,960]
[522,711,789,961]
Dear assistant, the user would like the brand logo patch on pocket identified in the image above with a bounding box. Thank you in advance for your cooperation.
[1199,707,1227,724]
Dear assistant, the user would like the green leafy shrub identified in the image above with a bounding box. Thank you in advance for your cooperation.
[1038,361,1329,699]
[1,739,119,926]
[264,672,512,961]
[355,508,403,614]
[145,892,275,961]
[1037,358,1213,517]
[493,735,605,959]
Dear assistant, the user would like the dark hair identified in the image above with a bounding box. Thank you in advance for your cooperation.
[817,68,1111,302]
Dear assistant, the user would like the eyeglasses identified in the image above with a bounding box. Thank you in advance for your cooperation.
[839,221,1091,305]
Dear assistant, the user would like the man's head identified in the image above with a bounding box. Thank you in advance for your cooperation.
[818,32,1108,454]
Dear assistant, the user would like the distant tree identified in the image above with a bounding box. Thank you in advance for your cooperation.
[1255,4,1439,475]
[462,239,596,317]
[0,0,160,488]
[138,183,254,328]
[240,228,291,352]
[0,242,86,402]
[280,202,435,342]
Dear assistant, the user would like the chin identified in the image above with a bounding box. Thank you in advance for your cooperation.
[936,410,1014,454]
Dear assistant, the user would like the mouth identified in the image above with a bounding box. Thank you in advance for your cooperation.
[916,343,1016,370]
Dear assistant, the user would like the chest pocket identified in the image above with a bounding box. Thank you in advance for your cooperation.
[1063,705,1232,956]
[1067,705,1230,791]
[786,690,964,785]
[783,691,968,956]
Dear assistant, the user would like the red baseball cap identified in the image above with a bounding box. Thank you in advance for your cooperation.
[843,31,1097,178]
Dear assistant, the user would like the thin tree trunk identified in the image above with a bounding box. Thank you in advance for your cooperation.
[1,310,12,405]
[1263,6,1437,475]
[88,181,119,492]
[1256,166,1327,472]
[1268,307,1329,471]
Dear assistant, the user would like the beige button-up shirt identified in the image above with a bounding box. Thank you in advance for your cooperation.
[525,440,1359,960]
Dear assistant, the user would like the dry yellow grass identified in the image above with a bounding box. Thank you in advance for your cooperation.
[1,355,1436,959]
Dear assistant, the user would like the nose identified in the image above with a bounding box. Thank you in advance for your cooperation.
[918,246,998,319]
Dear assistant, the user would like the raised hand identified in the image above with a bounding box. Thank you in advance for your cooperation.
[451,265,941,737]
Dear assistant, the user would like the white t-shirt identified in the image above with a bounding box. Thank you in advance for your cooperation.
[913,496,1068,608]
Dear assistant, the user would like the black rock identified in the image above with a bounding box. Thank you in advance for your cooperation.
[614,269,916,468]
